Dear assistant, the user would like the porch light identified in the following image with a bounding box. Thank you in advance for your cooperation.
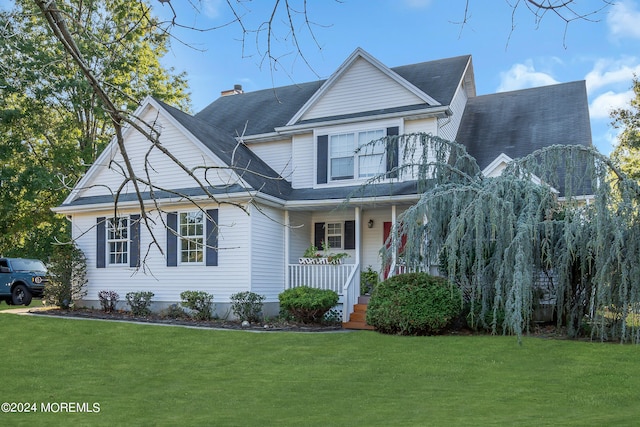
[368,219,374,229]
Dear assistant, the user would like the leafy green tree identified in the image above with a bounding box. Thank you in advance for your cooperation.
[0,0,190,259]
[611,77,640,180]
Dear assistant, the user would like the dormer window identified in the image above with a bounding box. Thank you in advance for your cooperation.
[318,126,399,185]
[329,129,385,181]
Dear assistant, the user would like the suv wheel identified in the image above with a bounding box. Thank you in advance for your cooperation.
[12,284,32,306]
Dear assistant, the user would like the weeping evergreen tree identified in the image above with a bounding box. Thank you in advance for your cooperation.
[366,133,640,343]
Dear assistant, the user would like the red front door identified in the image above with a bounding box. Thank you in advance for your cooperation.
[383,222,407,279]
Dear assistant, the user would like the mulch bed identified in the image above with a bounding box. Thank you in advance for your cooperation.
[27,307,571,338]
[30,307,345,332]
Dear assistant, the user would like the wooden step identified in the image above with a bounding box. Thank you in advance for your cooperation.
[342,298,375,330]
[349,311,366,322]
[342,320,375,330]
[353,303,368,312]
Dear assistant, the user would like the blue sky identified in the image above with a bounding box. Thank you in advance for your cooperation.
[150,0,640,156]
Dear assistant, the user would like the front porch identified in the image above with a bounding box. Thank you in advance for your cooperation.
[283,203,416,323]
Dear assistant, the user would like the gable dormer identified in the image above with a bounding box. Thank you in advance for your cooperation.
[288,48,441,125]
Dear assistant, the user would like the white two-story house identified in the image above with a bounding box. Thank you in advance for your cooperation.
[53,48,593,322]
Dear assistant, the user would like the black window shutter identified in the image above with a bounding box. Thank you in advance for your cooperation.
[166,212,178,267]
[317,135,328,184]
[314,222,325,248]
[96,217,106,268]
[130,214,140,268]
[386,126,399,178]
[205,209,218,266]
[344,220,356,250]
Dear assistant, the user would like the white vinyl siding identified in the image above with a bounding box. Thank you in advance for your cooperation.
[249,204,286,300]
[247,139,292,179]
[288,211,312,264]
[71,204,251,305]
[302,57,424,122]
[438,79,469,141]
[291,133,314,189]
[402,118,439,181]
[76,107,236,200]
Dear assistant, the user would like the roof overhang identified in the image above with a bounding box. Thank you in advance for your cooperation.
[272,105,451,138]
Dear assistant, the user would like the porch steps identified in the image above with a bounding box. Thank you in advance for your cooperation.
[342,296,375,330]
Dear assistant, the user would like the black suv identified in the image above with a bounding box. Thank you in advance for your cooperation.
[0,258,48,306]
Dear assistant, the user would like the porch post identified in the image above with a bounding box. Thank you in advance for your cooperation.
[355,206,361,296]
[354,207,361,264]
[391,204,397,273]
[284,210,290,289]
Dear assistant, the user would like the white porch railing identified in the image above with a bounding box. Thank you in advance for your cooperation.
[341,264,360,323]
[287,263,360,322]
[288,263,356,294]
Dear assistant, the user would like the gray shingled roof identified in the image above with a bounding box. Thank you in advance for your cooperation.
[456,81,593,196]
[456,81,592,171]
[61,55,594,209]
[195,55,470,137]
[195,81,323,137]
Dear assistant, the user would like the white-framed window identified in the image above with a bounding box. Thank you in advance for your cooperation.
[357,129,386,178]
[107,217,128,265]
[326,222,342,249]
[179,211,204,264]
[329,129,385,181]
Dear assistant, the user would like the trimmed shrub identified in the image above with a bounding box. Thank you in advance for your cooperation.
[230,291,265,323]
[98,290,119,313]
[180,290,214,320]
[125,291,154,316]
[44,243,88,309]
[160,304,189,320]
[366,273,462,335]
[278,286,339,323]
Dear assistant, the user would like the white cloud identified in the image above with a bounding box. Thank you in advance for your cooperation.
[585,58,640,93]
[607,0,640,40]
[589,89,635,119]
[497,61,559,92]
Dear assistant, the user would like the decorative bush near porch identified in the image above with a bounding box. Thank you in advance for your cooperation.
[279,286,339,323]
[367,272,461,335]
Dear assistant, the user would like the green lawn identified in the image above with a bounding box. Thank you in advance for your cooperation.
[1,314,638,426]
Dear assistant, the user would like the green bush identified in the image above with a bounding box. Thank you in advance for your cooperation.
[125,291,154,316]
[366,273,462,335]
[160,303,189,320]
[44,243,88,309]
[360,266,379,295]
[230,291,265,323]
[180,290,214,320]
[278,286,338,323]
[98,290,119,313]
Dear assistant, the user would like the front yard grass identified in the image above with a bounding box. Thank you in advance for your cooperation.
[1,314,639,426]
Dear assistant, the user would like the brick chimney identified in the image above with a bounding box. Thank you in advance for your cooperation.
[221,84,243,97]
